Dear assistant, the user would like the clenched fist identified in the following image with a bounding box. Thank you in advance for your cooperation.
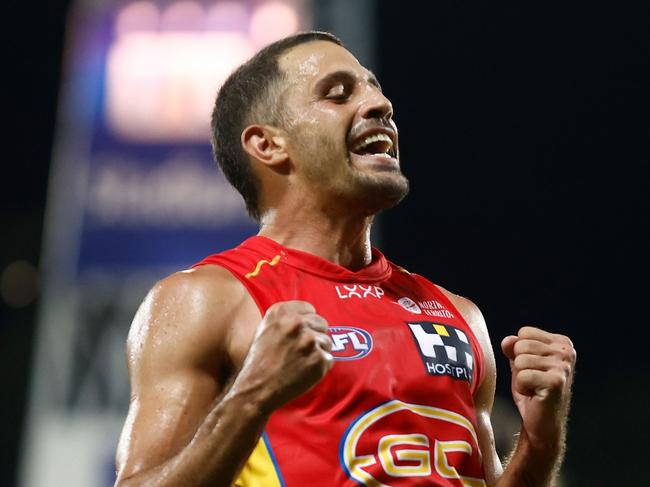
[234,301,334,415]
[501,326,577,453]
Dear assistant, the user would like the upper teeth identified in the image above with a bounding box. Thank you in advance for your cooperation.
[352,133,393,152]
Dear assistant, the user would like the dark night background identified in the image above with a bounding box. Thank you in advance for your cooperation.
[2,0,648,486]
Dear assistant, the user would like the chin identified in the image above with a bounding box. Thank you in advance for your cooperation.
[352,170,410,213]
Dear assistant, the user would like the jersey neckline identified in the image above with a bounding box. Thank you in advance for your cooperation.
[241,235,392,283]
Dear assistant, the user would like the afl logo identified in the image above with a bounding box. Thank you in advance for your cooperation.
[329,326,373,361]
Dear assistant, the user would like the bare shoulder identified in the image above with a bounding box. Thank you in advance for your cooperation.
[434,284,491,347]
[127,265,254,373]
[116,264,259,480]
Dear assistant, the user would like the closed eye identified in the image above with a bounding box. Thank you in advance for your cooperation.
[315,70,357,102]
[325,83,349,100]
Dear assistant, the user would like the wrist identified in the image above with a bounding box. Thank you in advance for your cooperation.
[227,372,276,418]
[518,425,564,460]
[498,431,563,487]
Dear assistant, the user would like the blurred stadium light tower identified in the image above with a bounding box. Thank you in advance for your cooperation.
[19,0,376,486]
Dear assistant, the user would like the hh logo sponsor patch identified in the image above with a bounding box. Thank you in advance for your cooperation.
[329,326,373,361]
[406,322,474,382]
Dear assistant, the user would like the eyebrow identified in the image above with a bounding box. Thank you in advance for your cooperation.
[314,69,383,93]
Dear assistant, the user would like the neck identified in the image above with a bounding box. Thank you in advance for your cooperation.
[258,206,374,271]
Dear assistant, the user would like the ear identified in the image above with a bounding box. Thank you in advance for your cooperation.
[241,124,289,168]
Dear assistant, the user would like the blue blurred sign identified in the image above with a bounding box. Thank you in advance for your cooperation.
[65,4,258,273]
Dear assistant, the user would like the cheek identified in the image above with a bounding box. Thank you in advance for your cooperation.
[292,111,348,146]
[291,105,345,130]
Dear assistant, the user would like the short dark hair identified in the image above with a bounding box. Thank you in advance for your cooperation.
[211,31,343,221]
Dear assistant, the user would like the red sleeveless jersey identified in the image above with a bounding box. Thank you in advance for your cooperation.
[193,236,487,487]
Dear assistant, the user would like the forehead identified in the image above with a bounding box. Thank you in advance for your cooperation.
[278,41,370,87]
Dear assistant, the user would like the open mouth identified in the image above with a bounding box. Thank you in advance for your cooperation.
[350,131,398,159]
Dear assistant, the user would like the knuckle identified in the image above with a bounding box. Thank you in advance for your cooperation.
[556,343,576,363]
[519,325,541,337]
[301,334,317,350]
[268,301,287,315]
[288,312,305,326]
[278,314,302,333]
[515,368,530,380]
[305,314,324,331]
[512,341,522,354]
[294,300,316,313]
[316,314,329,329]
[514,371,531,388]
[266,304,290,323]
[557,334,574,347]
[549,372,566,389]
[513,355,528,369]
[319,335,333,352]
[513,340,527,355]
[514,339,537,355]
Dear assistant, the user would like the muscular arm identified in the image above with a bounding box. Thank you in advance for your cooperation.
[114,267,268,487]
[114,266,333,487]
[441,289,575,487]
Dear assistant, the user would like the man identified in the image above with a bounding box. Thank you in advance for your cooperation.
[114,32,576,486]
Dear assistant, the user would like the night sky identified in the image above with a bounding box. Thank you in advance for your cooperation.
[378,1,649,483]
[2,0,648,485]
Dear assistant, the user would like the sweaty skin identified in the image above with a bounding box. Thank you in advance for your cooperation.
[114,40,576,487]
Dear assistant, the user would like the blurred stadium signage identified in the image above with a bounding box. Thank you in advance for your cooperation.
[19,0,378,485]
[19,1,309,486]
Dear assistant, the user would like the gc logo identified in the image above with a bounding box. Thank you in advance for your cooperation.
[339,400,486,486]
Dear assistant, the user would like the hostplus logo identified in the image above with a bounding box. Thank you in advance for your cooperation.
[406,321,474,382]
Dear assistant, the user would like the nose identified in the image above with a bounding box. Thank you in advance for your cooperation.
[359,84,393,121]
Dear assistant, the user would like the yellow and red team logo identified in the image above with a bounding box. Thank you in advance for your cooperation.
[339,400,486,487]
[329,326,373,361]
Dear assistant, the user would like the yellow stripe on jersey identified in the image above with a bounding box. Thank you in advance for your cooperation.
[233,435,284,487]
[245,255,281,279]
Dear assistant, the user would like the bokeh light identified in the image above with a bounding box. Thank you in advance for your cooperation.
[250,1,300,48]
[114,1,160,36]
[105,0,303,142]
[205,2,250,31]
[1,260,39,309]
[160,1,203,30]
